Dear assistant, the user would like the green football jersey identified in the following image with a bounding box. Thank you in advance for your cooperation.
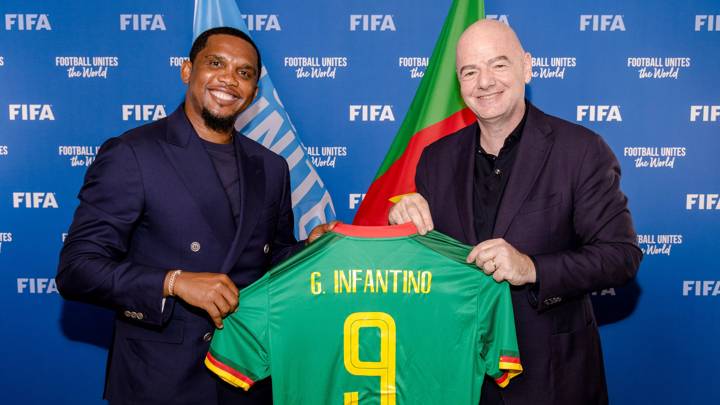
[206,223,522,404]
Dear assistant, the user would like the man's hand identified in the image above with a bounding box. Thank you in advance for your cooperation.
[307,220,340,244]
[164,271,239,329]
[388,193,434,235]
[466,238,536,286]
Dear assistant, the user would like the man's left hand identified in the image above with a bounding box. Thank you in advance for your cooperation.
[306,220,340,244]
[466,238,536,286]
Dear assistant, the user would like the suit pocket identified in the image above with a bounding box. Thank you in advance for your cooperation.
[518,192,562,215]
[549,322,608,404]
[124,319,184,344]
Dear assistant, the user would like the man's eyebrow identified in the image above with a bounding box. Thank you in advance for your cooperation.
[203,54,226,61]
[459,64,478,74]
[488,55,511,65]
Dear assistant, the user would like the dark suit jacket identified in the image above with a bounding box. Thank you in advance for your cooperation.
[416,102,642,405]
[57,106,299,404]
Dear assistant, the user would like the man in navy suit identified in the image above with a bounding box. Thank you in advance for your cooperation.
[389,20,642,404]
[57,27,330,404]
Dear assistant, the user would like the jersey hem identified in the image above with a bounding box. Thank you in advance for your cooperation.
[493,355,523,388]
[205,352,255,391]
[333,222,418,237]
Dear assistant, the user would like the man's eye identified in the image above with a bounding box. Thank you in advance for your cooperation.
[209,60,222,67]
[463,71,477,79]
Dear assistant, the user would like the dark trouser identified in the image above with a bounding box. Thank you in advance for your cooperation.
[480,375,505,405]
[217,377,272,405]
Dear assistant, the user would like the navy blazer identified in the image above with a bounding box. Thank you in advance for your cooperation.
[57,106,299,404]
[416,102,642,405]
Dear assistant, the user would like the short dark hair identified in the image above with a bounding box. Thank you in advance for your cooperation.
[189,27,262,76]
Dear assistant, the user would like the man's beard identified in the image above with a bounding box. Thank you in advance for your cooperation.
[201,107,239,133]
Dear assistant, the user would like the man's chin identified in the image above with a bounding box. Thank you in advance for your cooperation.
[201,108,240,133]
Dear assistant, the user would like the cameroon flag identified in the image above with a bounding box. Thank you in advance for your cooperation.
[353,0,484,225]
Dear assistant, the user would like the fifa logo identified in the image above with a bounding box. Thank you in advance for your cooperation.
[8,104,54,120]
[241,14,281,31]
[4,14,51,30]
[686,194,720,210]
[695,15,720,31]
[350,15,396,31]
[576,105,622,122]
[120,14,166,31]
[122,104,167,121]
[690,106,720,122]
[579,15,625,31]
[485,15,510,25]
[349,105,395,122]
[17,278,59,294]
[12,192,59,208]
[349,194,366,209]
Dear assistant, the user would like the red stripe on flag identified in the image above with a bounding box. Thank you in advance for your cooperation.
[354,108,476,225]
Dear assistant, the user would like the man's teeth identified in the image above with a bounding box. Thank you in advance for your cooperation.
[211,90,237,101]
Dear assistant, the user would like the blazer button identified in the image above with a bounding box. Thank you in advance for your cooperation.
[203,332,213,342]
[124,310,132,318]
[263,243,270,254]
[136,312,144,320]
[190,241,201,252]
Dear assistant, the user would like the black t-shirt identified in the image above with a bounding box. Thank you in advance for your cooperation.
[201,138,242,228]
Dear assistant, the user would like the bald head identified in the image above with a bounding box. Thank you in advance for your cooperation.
[457,19,526,62]
[455,19,532,131]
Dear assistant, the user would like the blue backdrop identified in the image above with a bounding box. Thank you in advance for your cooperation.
[1,0,718,403]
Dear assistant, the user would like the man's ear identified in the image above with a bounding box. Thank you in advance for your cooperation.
[180,60,192,84]
[523,52,532,84]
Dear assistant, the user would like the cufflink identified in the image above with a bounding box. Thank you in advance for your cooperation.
[263,243,270,254]
[543,297,562,306]
[124,310,132,318]
[203,332,213,342]
[190,242,201,252]
[136,312,144,320]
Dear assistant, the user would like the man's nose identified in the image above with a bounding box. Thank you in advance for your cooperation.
[218,69,239,87]
[475,70,495,89]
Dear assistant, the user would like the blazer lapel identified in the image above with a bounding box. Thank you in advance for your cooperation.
[453,124,479,245]
[158,107,236,245]
[493,103,554,238]
[219,136,263,273]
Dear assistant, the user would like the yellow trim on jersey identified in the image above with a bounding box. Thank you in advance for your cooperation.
[204,357,251,391]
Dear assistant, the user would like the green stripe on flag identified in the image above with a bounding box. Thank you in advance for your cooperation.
[374,0,485,179]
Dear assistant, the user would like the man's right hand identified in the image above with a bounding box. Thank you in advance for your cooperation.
[388,193,434,235]
[165,271,239,329]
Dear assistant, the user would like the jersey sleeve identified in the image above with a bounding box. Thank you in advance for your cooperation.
[477,280,523,388]
[205,275,271,391]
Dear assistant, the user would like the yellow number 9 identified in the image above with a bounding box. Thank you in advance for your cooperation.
[343,312,396,405]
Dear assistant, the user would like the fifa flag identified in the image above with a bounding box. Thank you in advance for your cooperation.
[193,0,336,239]
[353,0,484,225]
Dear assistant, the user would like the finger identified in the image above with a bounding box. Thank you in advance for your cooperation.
[220,275,240,298]
[397,205,412,225]
[406,205,428,234]
[418,200,434,232]
[482,259,495,273]
[327,220,340,230]
[474,248,497,265]
[492,269,506,283]
[218,284,239,312]
[466,244,484,263]
[206,305,224,329]
[213,293,231,317]
[388,206,401,225]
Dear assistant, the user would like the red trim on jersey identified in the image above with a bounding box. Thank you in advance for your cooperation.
[333,222,418,237]
[206,352,254,386]
[499,355,521,364]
